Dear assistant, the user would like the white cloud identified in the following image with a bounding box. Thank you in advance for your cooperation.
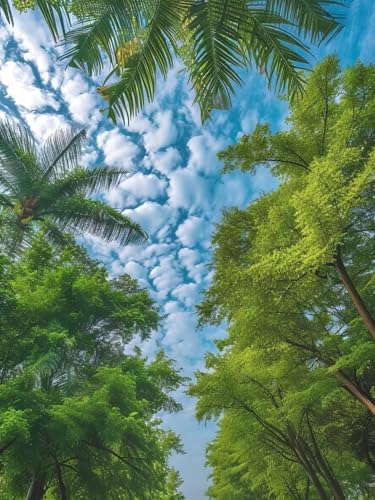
[149,255,183,299]
[143,110,178,153]
[167,169,214,213]
[148,147,181,175]
[123,201,176,236]
[106,172,167,208]
[172,283,200,307]
[186,132,225,175]
[11,11,52,83]
[60,72,99,124]
[23,112,68,143]
[176,216,211,248]
[97,129,140,169]
[0,61,59,111]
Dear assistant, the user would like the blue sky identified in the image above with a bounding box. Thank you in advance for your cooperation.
[0,1,374,498]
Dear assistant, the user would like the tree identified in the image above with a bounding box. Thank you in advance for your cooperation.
[0,119,146,252]
[0,237,185,499]
[193,58,375,498]
[6,0,345,122]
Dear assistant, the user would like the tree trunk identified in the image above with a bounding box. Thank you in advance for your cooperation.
[306,416,346,500]
[55,458,68,500]
[25,476,45,500]
[287,425,329,500]
[336,253,375,341]
[294,444,329,500]
[334,370,375,416]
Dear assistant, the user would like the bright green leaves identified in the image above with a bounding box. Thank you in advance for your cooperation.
[193,58,375,499]
[0,238,184,499]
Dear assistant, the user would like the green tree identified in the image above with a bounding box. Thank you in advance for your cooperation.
[0,119,146,252]
[193,58,375,498]
[0,237,184,499]
[6,0,345,122]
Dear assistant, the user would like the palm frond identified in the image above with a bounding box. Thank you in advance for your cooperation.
[34,0,72,41]
[92,0,186,123]
[47,197,147,245]
[241,8,309,95]
[265,0,345,44]
[60,0,150,75]
[0,119,40,195]
[186,0,245,121]
[0,0,13,24]
[40,128,87,180]
[39,166,127,207]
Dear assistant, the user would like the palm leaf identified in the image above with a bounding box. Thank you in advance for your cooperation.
[47,197,147,245]
[265,0,345,44]
[186,0,246,121]
[0,119,41,195]
[0,0,12,24]
[60,0,150,75]
[91,0,187,122]
[39,166,127,207]
[40,128,87,180]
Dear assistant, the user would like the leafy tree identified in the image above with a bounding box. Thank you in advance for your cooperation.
[0,119,146,252]
[5,0,345,122]
[193,58,375,498]
[0,237,184,499]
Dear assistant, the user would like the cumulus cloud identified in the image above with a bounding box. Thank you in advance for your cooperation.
[143,110,178,153]
[61,71,99,124]
[172,282,200,307]
[106,172,167,208]
[97,128,140,169]
[23,112,69,143]
[0,61,59,111]
[10,11,53,83]
[149,255,183,299]
[148,147,181,175]
[176,216,211,248]
[123,201,176,237]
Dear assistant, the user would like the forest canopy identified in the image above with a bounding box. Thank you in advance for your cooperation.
[191,57,375,499]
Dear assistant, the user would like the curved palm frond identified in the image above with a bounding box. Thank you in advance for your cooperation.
[0,119,40,195]
[96,0,186,123]
[60,0,150,74]
[39,166,127,207]
[265,0,345,44]
[1,0,71,40]
[239,8,308,96]
[40,128,87,180]
[47,197,147,245]
[0,0,12,24]
[186,0,246,121]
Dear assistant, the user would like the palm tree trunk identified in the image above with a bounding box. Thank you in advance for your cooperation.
[336,253,375,341]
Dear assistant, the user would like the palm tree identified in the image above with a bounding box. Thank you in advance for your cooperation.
[0,119,146,251]
[4,0,345,123]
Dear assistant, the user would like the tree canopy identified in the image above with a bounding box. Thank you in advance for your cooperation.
[0,236,184,499]
[191,57,375,498]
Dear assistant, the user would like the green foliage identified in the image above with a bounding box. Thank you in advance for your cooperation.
[6,0,345,123]
[193,58,375,498]
[0,238,185,499]
[0,121,146,253]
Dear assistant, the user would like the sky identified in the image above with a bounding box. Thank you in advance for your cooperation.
[0,1,374,498]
